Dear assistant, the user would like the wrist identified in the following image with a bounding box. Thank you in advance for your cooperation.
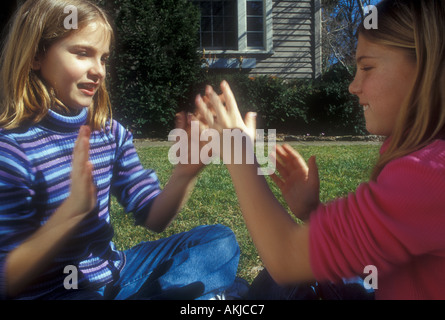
[173,163,203,180]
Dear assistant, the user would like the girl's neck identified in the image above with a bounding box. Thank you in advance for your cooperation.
[51,101,82,117]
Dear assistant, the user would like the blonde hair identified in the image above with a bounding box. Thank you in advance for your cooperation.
[0,0,114,130]
[358,0,445,180]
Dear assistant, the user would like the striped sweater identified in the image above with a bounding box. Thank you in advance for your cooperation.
[0,108,161,299]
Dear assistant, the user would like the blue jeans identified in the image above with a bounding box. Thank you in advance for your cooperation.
[48,224,240,300]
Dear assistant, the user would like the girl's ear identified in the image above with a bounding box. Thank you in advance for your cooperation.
[31,55,42,71]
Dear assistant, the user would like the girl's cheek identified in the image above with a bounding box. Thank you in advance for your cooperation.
[66,60,89,79]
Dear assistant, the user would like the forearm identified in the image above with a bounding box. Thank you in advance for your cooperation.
[226,160,314,284]
[5,199,86,298]
[144,165,199,233]
[195,81,314,283]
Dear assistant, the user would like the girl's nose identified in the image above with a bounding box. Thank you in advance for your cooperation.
[90,60,106,80]
[348,75,361,95]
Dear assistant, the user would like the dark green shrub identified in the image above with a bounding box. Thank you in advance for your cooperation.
[191,73,310,133]
[192,67,365,136]
[106,0,201,137]
[245,76,310,132]
[306,65,365,135]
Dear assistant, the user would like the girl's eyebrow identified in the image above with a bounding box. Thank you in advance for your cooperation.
[356,56,379,63]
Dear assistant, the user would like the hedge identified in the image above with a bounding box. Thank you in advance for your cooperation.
[105,0,202,137]
[192,66,366,136]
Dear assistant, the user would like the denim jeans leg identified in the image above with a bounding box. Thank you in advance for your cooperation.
[105,224,240,300]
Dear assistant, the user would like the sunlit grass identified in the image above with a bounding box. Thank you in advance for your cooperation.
[110,144,380,283]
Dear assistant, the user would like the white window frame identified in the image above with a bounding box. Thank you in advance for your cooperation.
[197,0,273,54]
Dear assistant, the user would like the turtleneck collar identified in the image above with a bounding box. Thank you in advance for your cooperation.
[40,107,88,133]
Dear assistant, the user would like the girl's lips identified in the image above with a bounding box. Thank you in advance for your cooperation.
[78,83,98,96]
[360,102,370,111]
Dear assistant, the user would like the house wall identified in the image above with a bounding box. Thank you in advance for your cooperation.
[248,0,321,79]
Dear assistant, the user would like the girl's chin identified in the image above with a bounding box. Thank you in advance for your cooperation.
[66,98,93,110]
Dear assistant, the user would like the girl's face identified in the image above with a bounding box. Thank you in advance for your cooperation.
[34,21,110,111]
[349,35,417,136]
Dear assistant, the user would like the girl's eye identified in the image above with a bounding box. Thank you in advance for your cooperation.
[361,67,373,71]
[77,51,88,57]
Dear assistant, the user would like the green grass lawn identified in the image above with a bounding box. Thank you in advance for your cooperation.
[110,143,380,283]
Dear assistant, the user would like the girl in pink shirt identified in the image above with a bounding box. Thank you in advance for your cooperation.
[195,0,445,299]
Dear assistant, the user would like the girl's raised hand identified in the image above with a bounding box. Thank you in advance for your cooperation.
[195,81,257,144]
[67,125,97,217]
[270,144,320,221]
[173,111,207,176]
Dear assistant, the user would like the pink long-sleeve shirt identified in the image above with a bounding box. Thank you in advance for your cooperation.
[309,138,445,299]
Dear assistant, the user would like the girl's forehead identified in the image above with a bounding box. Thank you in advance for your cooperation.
[356,36,381,56]
[356,34,415,63]
[63,21,111,50]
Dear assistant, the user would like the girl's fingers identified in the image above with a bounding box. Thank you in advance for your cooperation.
[218,92,226,107]
[244,112,257,138]
[307,155,320,189]
[270,149,289,179]
[220,81,239,115]
[195,94,215,127]
[220,81,248,129]
[86,161,96,194]
[206,85,226,122]
[281,144,309,174]
[175,111,187,130]
[72,126,92,179]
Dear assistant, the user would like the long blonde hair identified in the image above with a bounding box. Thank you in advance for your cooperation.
[358,0,445,180]
[0,0,114,130]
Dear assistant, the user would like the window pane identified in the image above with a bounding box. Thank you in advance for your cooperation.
[213,33,224,47]
[200,1,211,16]
[225,32,237,48]
[224,17,235,32]
[202,33,213,47]
[193,0,238,50]
[224,1,235,16]
[213,2,223,16]
[247,33,263,47]
[213,17,224,32]
[247,1,263,16]
[201,17,212,32]
[247,17,263,32]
